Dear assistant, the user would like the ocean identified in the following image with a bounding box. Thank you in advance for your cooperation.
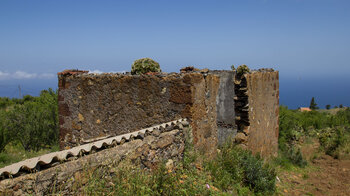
[1,77,349,109]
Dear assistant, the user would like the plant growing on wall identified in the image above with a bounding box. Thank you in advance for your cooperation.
[131,58,161,75]
[236,64,250,75]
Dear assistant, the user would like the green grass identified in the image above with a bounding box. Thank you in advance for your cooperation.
[0,143,59,168]
[53,141,276,195]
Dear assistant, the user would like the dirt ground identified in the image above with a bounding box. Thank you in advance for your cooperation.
[277,140,350,196]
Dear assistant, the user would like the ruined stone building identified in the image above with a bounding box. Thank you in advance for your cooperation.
[0,67,279,194]
[58,67,279,157]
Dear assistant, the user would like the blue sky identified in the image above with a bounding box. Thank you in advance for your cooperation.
[0,0,349,108]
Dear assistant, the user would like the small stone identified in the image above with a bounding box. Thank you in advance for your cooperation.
[175,123,184,130]
[165,159,174,170]
[152,129,161,137]
[200,68,209,73]
[72,121,82,130]
[67,156,78,161]
[13,184,21,191]
[148,150,156,159]
[165,125,173,132]
[78,113,84,122]
[108,182,115,187]
[51,162,60,167]
[243,127,249,135]
[171,148,179,156]
[178,143,185,154]
[96,119,101,124]
[161,87,167,94]
[235,132,247,143]
[151,135,174,149]
[237,143,248,149]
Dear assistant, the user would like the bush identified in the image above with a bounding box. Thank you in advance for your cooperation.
[131,58,161,75]
[318,127,346,158]
[208,142,276,194]
[279,105,350,164]
[236,64,250,75]
[241,153,276,193]
[286,146,307,167]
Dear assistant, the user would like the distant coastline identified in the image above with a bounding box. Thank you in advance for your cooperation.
[0,77,349,110]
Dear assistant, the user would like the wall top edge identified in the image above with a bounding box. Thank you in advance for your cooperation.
[57,68,278,78]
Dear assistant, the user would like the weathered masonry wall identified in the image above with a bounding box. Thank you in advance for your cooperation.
[58,71,219,156]
[0,68,279,193]
[245,71,279,157]
[58,68,279,158]
[212,71,237,146]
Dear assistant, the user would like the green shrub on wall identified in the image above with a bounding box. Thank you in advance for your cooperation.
[236,64,250,75]
[131,58,161,75]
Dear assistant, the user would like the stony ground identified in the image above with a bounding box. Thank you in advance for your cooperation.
[276,140,350,196]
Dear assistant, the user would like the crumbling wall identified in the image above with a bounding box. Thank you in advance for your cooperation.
[58,71,219,157]
[0,68,280,194]
[187,73,219,156]
[58,68,278,158]
[58,72,188,148]
[245,71,279,157]
[212,71,237,146]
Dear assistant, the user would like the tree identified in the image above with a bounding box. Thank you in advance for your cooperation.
[326,105,331,110]
[309,97,319,110]
[339,104,343,108]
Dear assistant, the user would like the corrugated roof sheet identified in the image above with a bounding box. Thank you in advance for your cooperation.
[0,118,188,178]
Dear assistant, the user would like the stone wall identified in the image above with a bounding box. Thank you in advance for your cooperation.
[245,71,279,157]
[0,68,280,194]
[58,68,279,158]
[58,71,219,157]
[187,73,219,155]
[211,71,237,146]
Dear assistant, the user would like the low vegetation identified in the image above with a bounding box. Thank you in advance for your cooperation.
[1,89,350,195]
[55,138,276,195]
[0,89,58,167]
[278,105,350,168]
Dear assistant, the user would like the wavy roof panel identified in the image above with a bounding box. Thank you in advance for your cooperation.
[0,118,188,178]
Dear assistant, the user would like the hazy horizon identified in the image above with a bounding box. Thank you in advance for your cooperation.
[0,68,349,110]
